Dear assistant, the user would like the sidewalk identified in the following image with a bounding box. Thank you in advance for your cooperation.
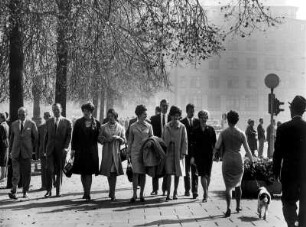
[0,161,286,227]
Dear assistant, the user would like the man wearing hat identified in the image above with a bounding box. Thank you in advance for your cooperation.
[273,95,306,227]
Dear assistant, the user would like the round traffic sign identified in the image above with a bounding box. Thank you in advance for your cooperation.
[265,73,279,89]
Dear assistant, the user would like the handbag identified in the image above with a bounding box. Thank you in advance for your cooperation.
[63,157,74,178]
[119,143,128,162]
[126,159,133,182]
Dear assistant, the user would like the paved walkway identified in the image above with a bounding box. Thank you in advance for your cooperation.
[0,159,287,227]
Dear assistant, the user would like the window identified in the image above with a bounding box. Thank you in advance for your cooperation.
[245,95,258,111]
[190,77,200,88]
[246,58,257,70]
[179,76,186,88]
[246,40,257,51]
[226,96,240,110]
[208,58,220,70]
[264,57,277,70]
[227,76,239,88]
[264,39,276,52]
[226,57,239,70]
[227,40,239,51]
[209,76,220,89]
[246,77,257,88]
[207,95,221,111]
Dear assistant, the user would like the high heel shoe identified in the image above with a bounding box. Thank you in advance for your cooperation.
[224,209,231,217]
[236,207,242,213]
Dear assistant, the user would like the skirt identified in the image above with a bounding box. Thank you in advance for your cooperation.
[222,151,244,189]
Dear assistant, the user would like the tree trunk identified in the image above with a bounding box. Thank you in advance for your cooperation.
[106,87,114,111]
[32,82,42,126]
[92,89,99,118]
[99,87,105,123]
[9,0,24,123]
[55,0,70,117]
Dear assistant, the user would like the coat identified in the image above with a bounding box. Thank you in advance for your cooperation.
[9,119,38,160]
[37,123,47,158]
[181,117,199,156]
[273,116,306,183]
[45,117,72,156]
[245,125,257,150]
[141,136,167,177]
[99,122,125,176]
[0,121,9,166]
[150,114,170,138]
[71,117,100,175]
[162,121,188,176]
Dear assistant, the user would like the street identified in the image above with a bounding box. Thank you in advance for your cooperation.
[0,160,286,227]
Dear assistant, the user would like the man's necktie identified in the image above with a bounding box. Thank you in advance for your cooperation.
[20,122,24,132]
[55,118,58,132]
[189,118,192,127]
[162,114,165,127]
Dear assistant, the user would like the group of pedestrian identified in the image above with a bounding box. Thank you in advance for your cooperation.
[245,117,282,158]
[1,94,305,227]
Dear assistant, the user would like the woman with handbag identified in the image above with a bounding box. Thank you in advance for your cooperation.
[71,102,101,201]
[99,108,126,201]
[162,106,188,201]
[127,105,153,203]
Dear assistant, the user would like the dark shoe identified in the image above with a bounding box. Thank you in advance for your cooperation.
[23,193,29,199]
[162,191,166,196]
[173,195,178,200]
[184,191,190,196]
[56,193,62,197]
[150,191,157,196]
[193,194,198,199]
[129,197,136,203]
[236,207,242,213]
[165,196,172,201]
[85,195,91,201]
[8,192,17,200]
[44,191,52,198]
[224,209,231,218]
[110,197,116,202]
[140,197,145,202]
[202,198,207,203]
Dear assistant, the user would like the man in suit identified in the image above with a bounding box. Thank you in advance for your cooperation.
[181,103,199,199]
[37,112,51,190]
[150,99,169,195]
[8,107,38,199]
[257,118,265,158]
[45,103,72,197]
[273,95,306,227]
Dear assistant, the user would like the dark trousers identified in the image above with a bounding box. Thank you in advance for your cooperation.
[184,155,198,195]
[40,156,47,189]
[11,157,31,194]
[46,152,65,194]
[6,159,22,188]
[282,180,306,227]
[152,176,167,193]
[107,173,117,198]
[81,174,92,197]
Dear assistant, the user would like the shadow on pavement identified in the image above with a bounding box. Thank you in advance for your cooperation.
[133,214,225,226]
[238,215,260,222]
[0,196,196,214]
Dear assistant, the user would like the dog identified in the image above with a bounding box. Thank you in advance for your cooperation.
[257,186,271,220]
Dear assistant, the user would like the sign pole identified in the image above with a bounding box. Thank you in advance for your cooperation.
[269,88,274,159]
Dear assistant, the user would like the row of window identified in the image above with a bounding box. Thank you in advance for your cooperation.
[179,95,259,111]
[180,76,257,89]
[208,57,304,72]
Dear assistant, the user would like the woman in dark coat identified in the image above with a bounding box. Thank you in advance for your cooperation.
[191,110,216,203]
[0,112,9,181]
[71,102,101,201]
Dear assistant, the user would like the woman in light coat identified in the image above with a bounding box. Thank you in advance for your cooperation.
[162,106,188,201]
[99,109,126,201]
[127,105,153,203]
